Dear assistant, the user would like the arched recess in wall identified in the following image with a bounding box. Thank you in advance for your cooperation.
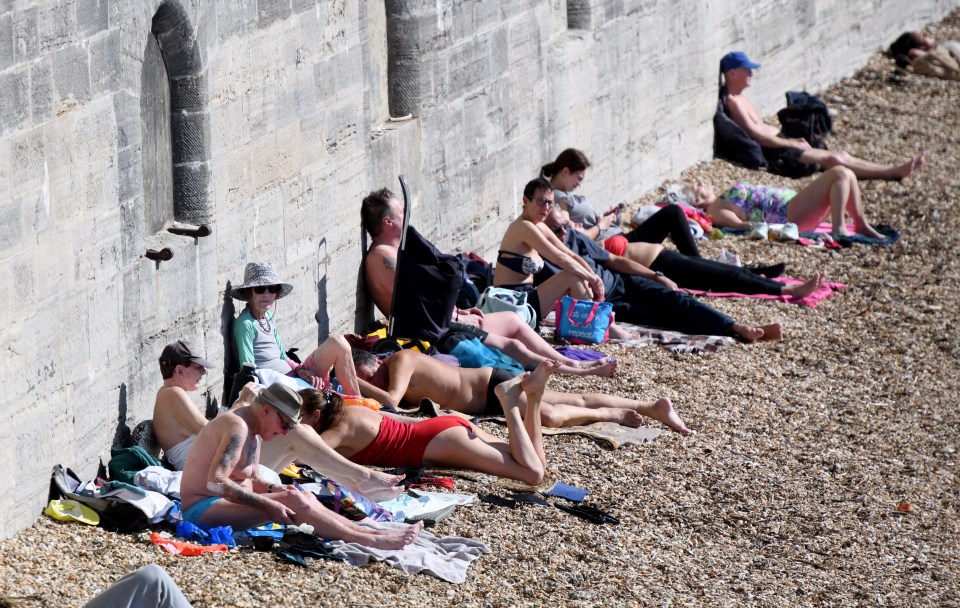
[141,1,212,230]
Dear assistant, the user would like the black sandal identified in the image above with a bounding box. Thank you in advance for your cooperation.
[555,503,619,525]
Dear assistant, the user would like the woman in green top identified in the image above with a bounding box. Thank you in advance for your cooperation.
[231,262,360,395]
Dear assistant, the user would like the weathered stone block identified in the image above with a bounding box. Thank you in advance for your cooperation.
[0,198,23,254]
[215,0,249,43]
[89,30,119,96]
[51,43,92,107]
[12,7,38,62]
[171,108,210,163]
[76,0,108,37]
[29,58,54,125]
[170,72,207,110]
[38,0,76,53]
[0,12,12,72]
[172,161,212,224]
[0,67,29,132]
[258,0,291,29]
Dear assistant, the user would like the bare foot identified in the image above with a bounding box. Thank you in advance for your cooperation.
[732,322,783,343]
[584,358,617,378]
[857,224,886,239]
[521,359,561,402]
[357,472,406,502]
[615,409,645,428]
[607,323,634,340]
[637,398,695,436]
[782,273,823,298]
[366,521,423,550]
[898,151,925,179]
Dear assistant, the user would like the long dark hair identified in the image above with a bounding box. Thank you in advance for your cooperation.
[540,148,591,179]
[299,389,345,433]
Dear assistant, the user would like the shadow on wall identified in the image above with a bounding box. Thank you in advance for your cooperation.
[112,383,131,449]
[315,237,330,342]
[355,230,375,332]
[219,281,237,411]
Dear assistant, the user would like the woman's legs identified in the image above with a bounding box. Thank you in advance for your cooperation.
[533,271,591,318]
[307,334,361,396]
[799,148,923,181]
[786,166,883,238]
[422,362,556,485]
[623,204,702,256]
[480,311,617,377]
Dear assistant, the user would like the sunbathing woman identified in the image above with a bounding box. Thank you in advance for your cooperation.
[686,166,885,239]
[493,178,607,324]
[296,361,568,486]
[542,148,702,255]
[231,262,361,395]
[721,51,923,181]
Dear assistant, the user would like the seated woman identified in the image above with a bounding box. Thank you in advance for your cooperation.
[493,179,606,324]
[231,262,360,396]
[296,361,570,486]
[720,51,923,181]
[542,148,702,257]
[544,206,824,299]
[686,166,884,239]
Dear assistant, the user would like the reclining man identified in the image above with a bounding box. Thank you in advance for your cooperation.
[152,340,402,500]
[179,381,422,549]
[361,187,615,378]
[353,348,694,435]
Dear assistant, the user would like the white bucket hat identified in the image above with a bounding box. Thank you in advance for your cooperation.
[231,262,294,301]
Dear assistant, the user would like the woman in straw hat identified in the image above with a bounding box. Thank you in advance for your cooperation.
[232,262,361,396]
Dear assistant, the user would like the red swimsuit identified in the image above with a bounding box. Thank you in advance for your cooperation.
[349,416,473,468]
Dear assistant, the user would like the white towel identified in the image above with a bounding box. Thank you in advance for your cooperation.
[328,520,490,584]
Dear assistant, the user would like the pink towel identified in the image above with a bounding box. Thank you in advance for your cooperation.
[684,277,846,308]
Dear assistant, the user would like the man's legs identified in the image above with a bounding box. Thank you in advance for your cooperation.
[535,390,694,435]
[83,564,192,608]
[195,491,421,550]
[799,147,922,181]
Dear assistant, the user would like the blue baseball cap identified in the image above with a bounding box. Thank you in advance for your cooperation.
[720,51,761,72]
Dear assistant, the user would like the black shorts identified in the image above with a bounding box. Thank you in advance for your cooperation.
[484,367,515,415]
[762,145,805,165]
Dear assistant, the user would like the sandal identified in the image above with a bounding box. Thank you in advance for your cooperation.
[555,503,619,525]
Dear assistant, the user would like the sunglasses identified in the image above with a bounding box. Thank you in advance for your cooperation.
[533,197,554,208]
[551,223,568,236]
[274,408,295,432]
[253,285,282,295]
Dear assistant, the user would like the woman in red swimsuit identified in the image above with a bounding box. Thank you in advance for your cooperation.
[296,361,565,486]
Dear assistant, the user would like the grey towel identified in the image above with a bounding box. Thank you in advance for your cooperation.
[328,521,490,584]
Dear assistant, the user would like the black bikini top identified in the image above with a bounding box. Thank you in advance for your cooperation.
[497,251,544,276]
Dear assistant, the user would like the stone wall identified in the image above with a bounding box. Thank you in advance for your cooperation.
[0,0,955,538]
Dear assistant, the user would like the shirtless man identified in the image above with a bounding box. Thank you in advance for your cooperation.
[153,340,216,470]
[361,188,616,378]
[721,50,923,181]
[231,383,403,502]
[353,348,694,435]
[179,382,422,549]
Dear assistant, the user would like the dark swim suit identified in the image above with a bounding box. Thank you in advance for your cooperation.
[349,416,474,468]
[484,367,515,415]
[496,251,544,275]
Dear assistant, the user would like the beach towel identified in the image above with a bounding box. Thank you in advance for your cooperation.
[327,520,490,584]
[542,422,663,449]
[684,277,846,308]
[606,321,736,353]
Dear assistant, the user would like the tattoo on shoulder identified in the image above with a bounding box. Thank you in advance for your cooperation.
[219,435,243,470]
[383,256,396,271]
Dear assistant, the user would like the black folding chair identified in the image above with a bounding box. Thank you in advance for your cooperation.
[385,175,463,345]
